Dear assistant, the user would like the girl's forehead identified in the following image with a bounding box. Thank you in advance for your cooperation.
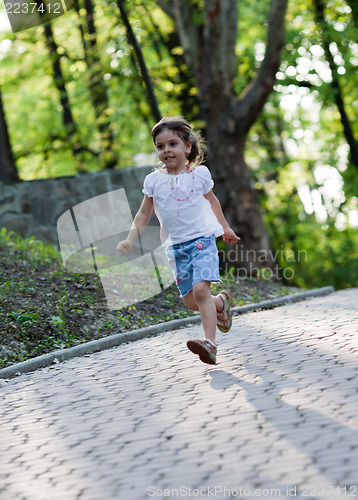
[155,129,184,144]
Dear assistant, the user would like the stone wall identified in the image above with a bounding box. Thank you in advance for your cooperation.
[0,166,155,245]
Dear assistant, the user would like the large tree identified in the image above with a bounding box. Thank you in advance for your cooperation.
[156,0,288,272]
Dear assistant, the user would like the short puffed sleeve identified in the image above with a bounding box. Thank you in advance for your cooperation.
[195,165,214,193]
[142,171,157,198]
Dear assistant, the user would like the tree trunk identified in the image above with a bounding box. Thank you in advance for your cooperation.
[156,0,288,272]
[83,0,117,168]
[208,125,274,272]
[43,23,82,162]
[117,0,162,123]
[0,87,19,183]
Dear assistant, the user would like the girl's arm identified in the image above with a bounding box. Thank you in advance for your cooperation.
[204,191,240,245]
[117,195,154,255]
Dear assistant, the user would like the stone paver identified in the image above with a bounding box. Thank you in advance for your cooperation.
[1,289,358,500]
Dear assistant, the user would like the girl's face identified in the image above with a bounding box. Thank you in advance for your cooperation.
[154,129,192,173]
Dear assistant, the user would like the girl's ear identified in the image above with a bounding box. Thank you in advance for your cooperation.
[186,141,192,154]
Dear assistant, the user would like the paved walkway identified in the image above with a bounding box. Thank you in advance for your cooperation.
[1,289,358,500]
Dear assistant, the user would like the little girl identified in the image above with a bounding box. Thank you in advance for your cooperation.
[117,116,239,365]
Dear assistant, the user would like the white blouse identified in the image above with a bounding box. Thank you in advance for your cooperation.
[142,165,224,245]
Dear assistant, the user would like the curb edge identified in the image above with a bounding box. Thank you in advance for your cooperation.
[0,285,335,380]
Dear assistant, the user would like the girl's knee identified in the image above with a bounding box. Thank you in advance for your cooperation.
[193,281,211,303]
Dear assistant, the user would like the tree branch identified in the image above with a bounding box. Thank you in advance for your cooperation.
[313,0,358,170]
[170,0,201,76]
[117,0,162,123]
[202,0,238,90]
[234,0,288,132]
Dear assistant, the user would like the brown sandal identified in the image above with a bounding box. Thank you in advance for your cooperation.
[187,339,217,365]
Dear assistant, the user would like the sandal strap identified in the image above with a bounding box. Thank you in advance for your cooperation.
[216,290,233,333]
[218,290,233,312]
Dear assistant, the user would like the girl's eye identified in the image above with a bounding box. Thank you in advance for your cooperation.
[170,142,177,147]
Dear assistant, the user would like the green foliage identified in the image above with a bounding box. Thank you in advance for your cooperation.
[0,0,186,176]
[244,0,358,289]
[234,0,271,93]
[261,163,358,289]
[0,0,357,290]
[0,228,60,264]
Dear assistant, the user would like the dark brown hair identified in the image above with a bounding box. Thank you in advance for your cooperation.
[151,116,205,167]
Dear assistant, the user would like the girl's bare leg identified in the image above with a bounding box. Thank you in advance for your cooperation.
[183,282,226,344]
[183,288,226,315]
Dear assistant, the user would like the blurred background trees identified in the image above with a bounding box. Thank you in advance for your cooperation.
[0,0,357,288]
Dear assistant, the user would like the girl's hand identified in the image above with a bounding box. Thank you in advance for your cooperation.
[117,240,132,255]
[223,227,240,245]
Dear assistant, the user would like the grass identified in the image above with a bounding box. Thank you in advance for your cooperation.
[0,228,300,369]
